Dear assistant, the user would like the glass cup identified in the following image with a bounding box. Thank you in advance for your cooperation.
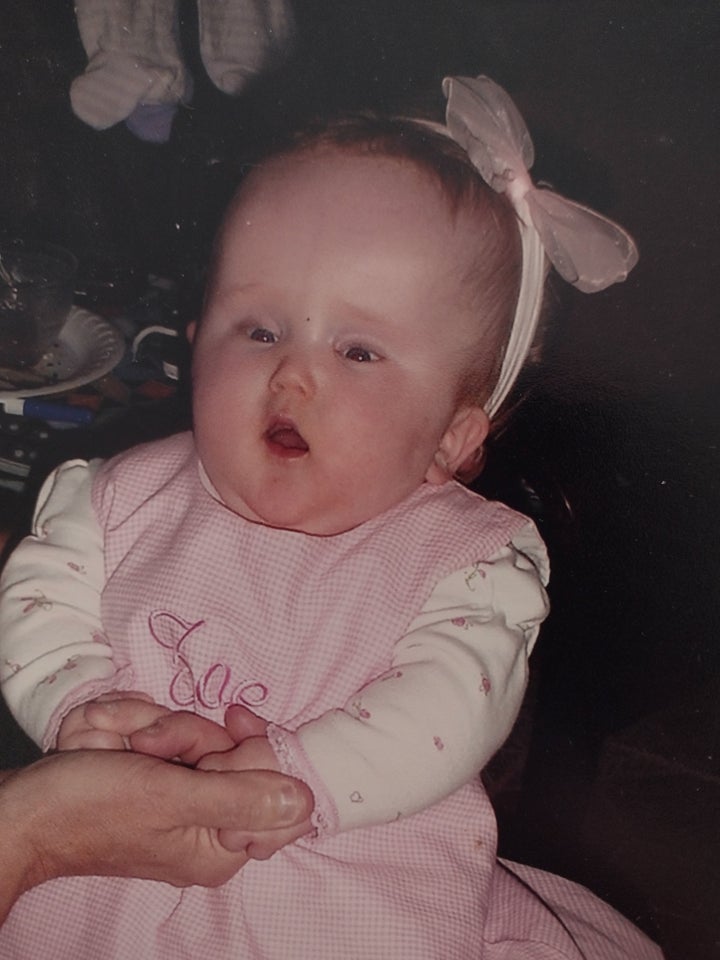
[0,240,78,368]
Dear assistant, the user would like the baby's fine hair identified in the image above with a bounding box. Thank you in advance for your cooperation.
[216,113,524,406]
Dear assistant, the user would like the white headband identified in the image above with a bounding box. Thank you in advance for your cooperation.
[438,76,639,417]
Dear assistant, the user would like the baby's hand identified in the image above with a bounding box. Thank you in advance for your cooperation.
[82,700,315,857]
[197,704,278,775]
[57,691,154,751]
[198,705,313,859]
[199,735,280,775]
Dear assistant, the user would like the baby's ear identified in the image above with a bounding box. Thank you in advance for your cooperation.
[425,406,489,485]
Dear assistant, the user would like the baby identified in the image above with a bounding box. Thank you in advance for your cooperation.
[0,77,657,959]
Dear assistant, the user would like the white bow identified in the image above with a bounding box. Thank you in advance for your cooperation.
[436,76,638,416]
[443,76,639,294]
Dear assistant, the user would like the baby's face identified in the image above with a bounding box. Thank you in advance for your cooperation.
[191,149,488,534]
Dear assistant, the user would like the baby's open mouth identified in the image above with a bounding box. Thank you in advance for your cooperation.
[265,418,309,456]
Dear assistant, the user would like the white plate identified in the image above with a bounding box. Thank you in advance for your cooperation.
[0,306,125,399]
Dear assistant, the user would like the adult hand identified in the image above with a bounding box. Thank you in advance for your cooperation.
[0,735,312,924]
[89,699,315,859]
[198,706,315,859]
[58,690,155,751]
[85,697,237,763]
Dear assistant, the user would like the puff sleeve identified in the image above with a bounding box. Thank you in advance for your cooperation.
[0,460,125,749]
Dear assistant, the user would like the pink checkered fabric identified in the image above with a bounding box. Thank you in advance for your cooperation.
[1,434,663,958]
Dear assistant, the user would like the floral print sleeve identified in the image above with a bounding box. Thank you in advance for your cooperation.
[0,460,122,749]
[269,526,550,835]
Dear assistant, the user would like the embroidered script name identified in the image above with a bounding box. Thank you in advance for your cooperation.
[148,610,268,710]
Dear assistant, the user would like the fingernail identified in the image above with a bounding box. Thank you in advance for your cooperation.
[89,699,118,713]
[277,784,303,822]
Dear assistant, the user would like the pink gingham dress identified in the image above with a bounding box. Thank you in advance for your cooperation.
[1,434,662,959]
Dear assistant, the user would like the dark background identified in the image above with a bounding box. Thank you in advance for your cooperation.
[1,2,719,958]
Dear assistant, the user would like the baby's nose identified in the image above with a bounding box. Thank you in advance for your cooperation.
[269,351,316,396]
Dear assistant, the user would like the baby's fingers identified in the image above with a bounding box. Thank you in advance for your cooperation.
[219,818,313,860]
[60,729,127,751]
[197,745,246,772]
[84,697,172,737]
[58,702,125,751]
[87,701,238,763]
[224,704,269,741]
[82,730,127,749]
[130,711,236,764]
[197,735,277,773]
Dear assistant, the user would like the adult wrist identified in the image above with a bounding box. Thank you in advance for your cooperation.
[0,769,48,923]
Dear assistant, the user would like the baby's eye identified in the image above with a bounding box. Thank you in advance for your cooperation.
[248,327,277,344]
[344,345,378,363]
